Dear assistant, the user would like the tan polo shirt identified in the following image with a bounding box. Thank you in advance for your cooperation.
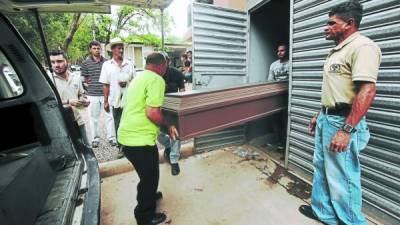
[321,32,382,107]
[53,71,85,125]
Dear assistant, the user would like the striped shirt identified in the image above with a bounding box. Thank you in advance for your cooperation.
[81,56,105,96]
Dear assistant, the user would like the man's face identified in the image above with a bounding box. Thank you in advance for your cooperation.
[324,15,350,41]
[277,45,287,60]
[111,44,124,59]
[50,54,68,75]
[90,45,101,57]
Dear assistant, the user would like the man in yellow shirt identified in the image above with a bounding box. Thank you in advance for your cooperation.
[299,1,381,225]
[118,52,178,225]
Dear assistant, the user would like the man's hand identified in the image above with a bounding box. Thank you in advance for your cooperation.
[308,113,319,136]
[329,130,350,152]
[169,126,179,141]
[79,98,90,107]
[69,99,83,107]
[104,101,110,112]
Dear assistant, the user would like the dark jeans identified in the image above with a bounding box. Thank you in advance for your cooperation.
[123,145,159,225]
[112,107,123,141]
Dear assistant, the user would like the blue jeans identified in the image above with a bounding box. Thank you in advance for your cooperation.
[158,132,181,164]
[311,112,370,225]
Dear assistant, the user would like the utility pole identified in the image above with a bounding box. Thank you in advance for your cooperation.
[92,13,96,40]
[160,8,164,51]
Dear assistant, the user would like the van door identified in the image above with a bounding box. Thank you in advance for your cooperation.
[191,2,248,90]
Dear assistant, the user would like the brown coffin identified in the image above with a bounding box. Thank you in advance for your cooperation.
[162,82,288,140]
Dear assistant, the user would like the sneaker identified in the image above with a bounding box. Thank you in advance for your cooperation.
[109,139,117,147]
[298,205,328,225]
[91,141,99,148]
[171,163,180,176]
[140,212,167,225]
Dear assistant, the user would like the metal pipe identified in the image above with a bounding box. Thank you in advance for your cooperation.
[160,8,164,50]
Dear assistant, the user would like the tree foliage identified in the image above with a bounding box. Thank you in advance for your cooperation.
[6,5,178,63]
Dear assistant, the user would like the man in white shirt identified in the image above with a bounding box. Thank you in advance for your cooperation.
[99,38,135,157]
[49,50,90,146]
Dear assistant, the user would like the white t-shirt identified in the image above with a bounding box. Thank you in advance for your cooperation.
[99,58,136,108]
[268,60,289,81]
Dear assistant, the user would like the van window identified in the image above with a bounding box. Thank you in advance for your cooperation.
[0,50,23,99]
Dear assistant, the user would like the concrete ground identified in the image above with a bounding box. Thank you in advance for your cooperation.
[100,145,322,225]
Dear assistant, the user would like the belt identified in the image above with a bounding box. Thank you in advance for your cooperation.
[322,105,351,117]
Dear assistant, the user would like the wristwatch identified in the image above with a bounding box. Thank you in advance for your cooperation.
[341,123,355,133]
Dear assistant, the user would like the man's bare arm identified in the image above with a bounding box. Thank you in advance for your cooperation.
[145,106,163,126]
[345,81,376,127]
[329,81,376,152]
[146,106,179,140]
[103,84,110,112]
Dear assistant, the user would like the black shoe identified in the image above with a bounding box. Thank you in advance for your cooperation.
[142,213,167,225]
[164,148,171,163]
[155,191,163,201]
[299,205,328,224]
[171,163,180,176]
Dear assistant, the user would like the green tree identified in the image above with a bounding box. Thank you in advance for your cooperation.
[6,6,178,63]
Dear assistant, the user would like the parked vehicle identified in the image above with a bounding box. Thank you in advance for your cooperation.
[0,9,99,225]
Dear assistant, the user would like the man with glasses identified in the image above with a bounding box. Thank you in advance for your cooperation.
[299,1,381,225]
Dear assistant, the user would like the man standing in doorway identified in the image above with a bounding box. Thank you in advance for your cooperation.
[299,1,381,225]
[267,44,289,81]
[118,52,179,225]
[158,51,185,176]
[99,37,135,157]
[81,41,116,148]
[50,50,90,147]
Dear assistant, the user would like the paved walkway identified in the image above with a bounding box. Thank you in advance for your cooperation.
[101,146,322,225]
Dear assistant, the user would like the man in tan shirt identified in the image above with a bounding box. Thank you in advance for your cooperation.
[50,50,90,147]
[299,1,381,225]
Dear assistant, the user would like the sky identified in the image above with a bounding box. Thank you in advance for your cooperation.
[166,0,190,37]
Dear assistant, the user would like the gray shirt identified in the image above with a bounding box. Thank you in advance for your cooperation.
[268,60,289,81]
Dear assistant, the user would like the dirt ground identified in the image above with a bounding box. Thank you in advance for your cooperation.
[100,146,322,225]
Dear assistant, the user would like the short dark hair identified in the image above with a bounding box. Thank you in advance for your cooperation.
[277,43,287,49]
[186,50,192,54]
[146,52,166,66]
[49,49,68,60]
[329,0,363,28]
[88,40,101,49]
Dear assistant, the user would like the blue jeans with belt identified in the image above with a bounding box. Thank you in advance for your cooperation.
[311,112,370,225]
[158,132,181,164]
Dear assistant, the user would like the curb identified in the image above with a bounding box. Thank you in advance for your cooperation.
[99,143,194,178]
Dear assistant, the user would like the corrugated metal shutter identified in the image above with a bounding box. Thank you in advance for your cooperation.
[194,125,246,153]
[288,0,400,224]
[192,2,248,151]
[192,2,248,89]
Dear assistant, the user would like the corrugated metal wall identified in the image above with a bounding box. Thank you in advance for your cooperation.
[194,126,246,153]
[192,2,248,151]
[288,0,400,224]
[192,2,248,89]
